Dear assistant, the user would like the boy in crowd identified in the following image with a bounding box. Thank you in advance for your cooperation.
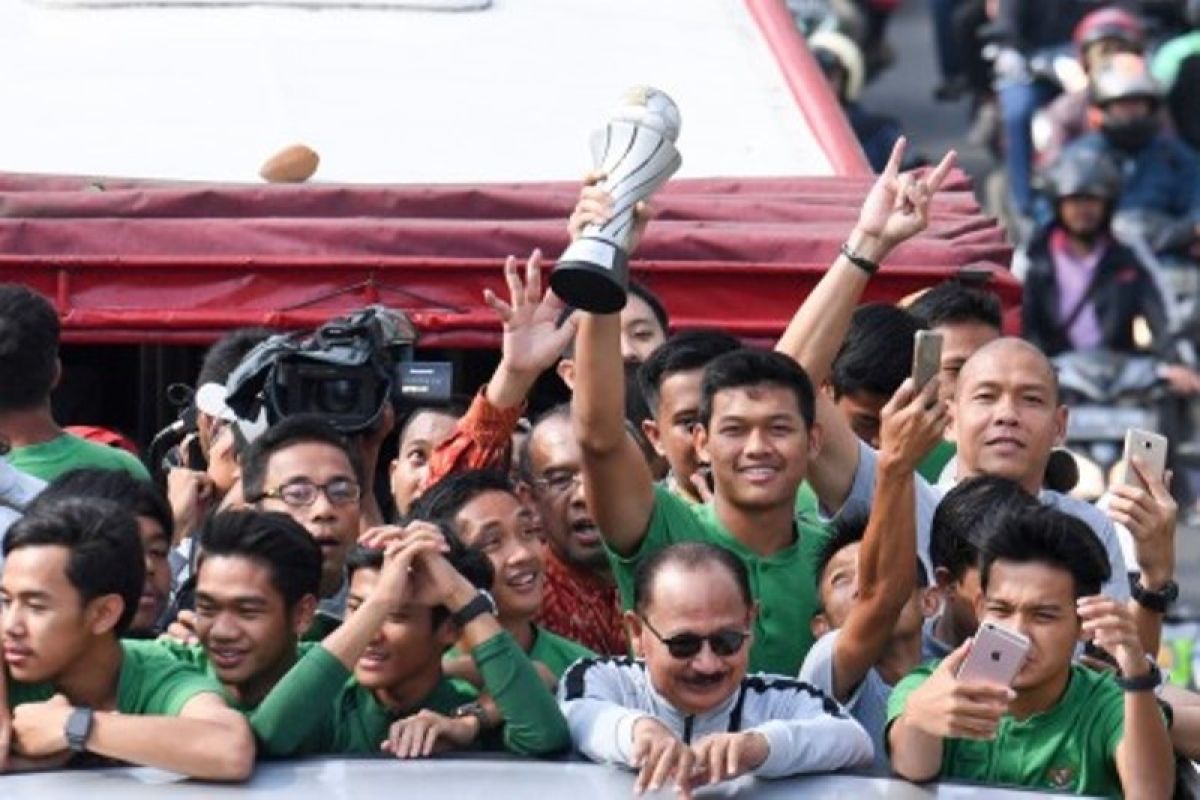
[799,376,944,770]
[407,470,595,679]
[1,497,252,779]
[636,331,742,504]
[0,285,149,482]
[518,405,627,655]
[560,542,872,796]
[248,523,568,758]
[30,468,175,637]
[888,506,1174,797]
[389,404,462,518]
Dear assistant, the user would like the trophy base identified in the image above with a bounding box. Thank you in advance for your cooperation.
[551,246,629,314]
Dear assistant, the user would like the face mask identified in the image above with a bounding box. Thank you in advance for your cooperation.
[1100,114,1159,151]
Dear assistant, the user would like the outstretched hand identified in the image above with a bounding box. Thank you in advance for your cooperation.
[484,249,577,380]
[855,139,956,256]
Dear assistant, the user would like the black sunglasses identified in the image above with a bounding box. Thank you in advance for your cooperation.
[639,615,750,660]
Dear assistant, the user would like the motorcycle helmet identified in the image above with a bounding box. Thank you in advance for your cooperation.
[1072,7,1145,55]
[809,30,865,103]
[1039,146,1123,203]
[1090,53,1162,150]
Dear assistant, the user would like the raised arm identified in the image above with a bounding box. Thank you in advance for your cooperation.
[831,378,946,700]
[776,141,955,511]
[573,312,656,556]
[425,251,579,488]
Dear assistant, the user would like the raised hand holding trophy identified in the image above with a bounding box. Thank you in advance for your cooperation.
[550,86,682,313]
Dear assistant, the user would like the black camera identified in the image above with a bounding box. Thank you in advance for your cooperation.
[224,306,452,435]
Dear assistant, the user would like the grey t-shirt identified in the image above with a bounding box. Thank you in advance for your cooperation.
[798,630,892,774]
[836,441,1130,601]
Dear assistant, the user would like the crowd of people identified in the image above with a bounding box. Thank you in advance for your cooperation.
[0,131,1194,797]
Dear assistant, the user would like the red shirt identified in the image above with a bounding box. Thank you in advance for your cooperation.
[536,550,628,656]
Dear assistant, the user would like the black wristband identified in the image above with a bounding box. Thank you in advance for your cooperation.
[840,242,880,275]
[1116,659,1162,693]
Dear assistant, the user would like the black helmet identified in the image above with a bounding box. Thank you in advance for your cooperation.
[1039,148,1123,203]
[1090,54,1162,150]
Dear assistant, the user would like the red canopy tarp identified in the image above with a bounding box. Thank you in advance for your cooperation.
[0,173,1018,346]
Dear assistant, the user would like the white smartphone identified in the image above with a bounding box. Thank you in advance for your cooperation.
[957,622,1030,687]
[912,330,944,391]
[1120,429,1168,492]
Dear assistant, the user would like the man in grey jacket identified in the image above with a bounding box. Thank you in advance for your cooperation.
[558,542,872,796]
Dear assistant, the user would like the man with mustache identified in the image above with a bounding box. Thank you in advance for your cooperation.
[559,542,872,797]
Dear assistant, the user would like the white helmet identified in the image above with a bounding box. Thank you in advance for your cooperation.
[810,30,865,102]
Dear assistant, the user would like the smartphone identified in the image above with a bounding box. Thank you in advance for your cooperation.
[1121,429,1168,492]
[912,330,944,391]
[957,622,1030,687]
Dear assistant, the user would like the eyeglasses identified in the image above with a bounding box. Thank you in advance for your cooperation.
[639,614,750,660]
[257,477,361,507]
[531,471,582,496]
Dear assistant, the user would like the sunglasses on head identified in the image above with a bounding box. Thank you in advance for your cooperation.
[639,615,750,660]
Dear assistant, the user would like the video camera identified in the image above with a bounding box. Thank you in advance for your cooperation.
[224,306,452,435]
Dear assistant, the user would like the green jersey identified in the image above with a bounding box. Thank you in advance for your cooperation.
[8,640,222,716]
[253,631,568,758]
[529,625,594,678]
[606,485,830,675]
[153,638,317,713]
[887,662,1126,797]
[8,433,151,482]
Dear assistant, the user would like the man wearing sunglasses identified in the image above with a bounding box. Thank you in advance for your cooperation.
[559,542,872,797]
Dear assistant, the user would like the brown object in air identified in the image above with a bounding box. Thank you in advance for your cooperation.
[259,144,320,183]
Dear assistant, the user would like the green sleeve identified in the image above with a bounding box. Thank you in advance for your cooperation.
[604,485,693,610]
[250,645,351,757]
[474,632,570,756]
[886,663,938,725]
[125,644,225,716]
[1087,673,1127,758]
[151,639,210,670]
[140,666,224,716]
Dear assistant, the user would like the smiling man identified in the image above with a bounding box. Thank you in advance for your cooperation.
[559,542,872,797]
[240,415,364,636]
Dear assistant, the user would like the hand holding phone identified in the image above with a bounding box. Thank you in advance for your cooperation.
[912,330,944,392]
[1120,429,1168,493]
[957,622,1030,688]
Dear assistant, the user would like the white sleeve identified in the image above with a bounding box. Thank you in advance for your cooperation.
[557,658,652,768]
[747,681,873,778]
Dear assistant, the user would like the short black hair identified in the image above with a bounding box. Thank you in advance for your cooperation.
[517,404,571,482]
[830,304,924,399]
[981,506,1111,598]
[633,541,752,613]
[241,414,365,502]
[197,510,322,609]
[699,348,816,429]
[907,281,1003,331]
[0,284,60,412]
[407,469,516,528]
[345,521,493,627]
[638,330,743,413]
[556,279,670,359]
[33,468,173,544]
[3,496,144,634]
[396,403,466,448]
[816,513,929,589]
[930,476,1038,581]
[196,327,274,388]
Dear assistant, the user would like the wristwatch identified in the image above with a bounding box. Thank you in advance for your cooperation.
[65,707,95,753]
[450,590,497,628]
[1130,577,1179,614]
[452,701,491,735]
[1116,658,1163,693]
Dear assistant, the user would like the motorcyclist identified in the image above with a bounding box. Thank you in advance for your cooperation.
[1038,7,1146,168]
[1057,54,1200,260]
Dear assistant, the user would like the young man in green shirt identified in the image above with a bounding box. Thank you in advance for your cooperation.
[407,470,596,680]
[250,524,569,758]
[0,285,149,483]
[0,497,252,779]
[887,506,1173,797]
[157,509,323,715]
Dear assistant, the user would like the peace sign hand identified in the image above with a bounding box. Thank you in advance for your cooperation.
[855,138,956,257]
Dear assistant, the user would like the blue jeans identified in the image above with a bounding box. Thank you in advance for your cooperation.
[999,77,1057,217]
[930,0,963,80]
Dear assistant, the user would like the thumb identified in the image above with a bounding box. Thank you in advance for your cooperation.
[941,638,973,674]
[882,377,916,418]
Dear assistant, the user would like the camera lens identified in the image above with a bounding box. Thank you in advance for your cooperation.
[318,378,360,415]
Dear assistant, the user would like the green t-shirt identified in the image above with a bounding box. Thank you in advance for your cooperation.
[887,662,1126,797]
[154,639,317,713]
[253,631,569,758]
[606,485,830,675]
[302,611,342,642]
[8,433,150,482]
[529,625,595,678]
[917,439,956,484]
[8,639,222,716]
